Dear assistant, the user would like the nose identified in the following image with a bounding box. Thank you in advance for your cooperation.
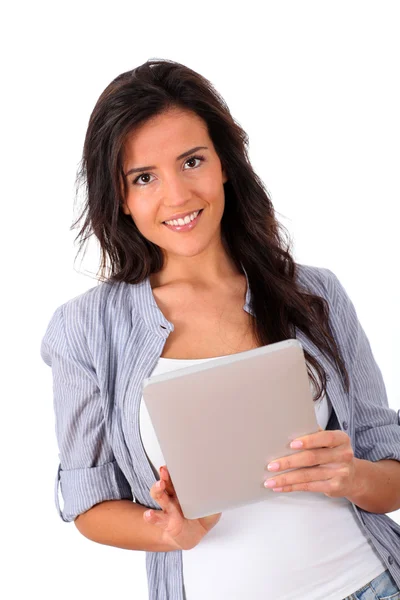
[161,173,192,208]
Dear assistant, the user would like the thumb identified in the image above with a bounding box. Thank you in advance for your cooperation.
[159,465,176,497]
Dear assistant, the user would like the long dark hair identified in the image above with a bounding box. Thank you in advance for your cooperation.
[72,58,349,402]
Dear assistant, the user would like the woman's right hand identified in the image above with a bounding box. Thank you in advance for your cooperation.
[144,465,222,551]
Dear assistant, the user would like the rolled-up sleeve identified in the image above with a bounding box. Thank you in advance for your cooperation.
[40,304,133,522]
[322,268,400,462]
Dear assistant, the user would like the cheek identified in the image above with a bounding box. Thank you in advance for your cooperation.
[125,196,157,227]
[199,173,225,201]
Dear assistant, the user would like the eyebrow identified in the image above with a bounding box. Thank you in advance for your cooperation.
[124,146,209,178]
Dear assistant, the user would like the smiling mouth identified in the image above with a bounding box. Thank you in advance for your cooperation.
[163,208,203,226]
[162,209,203,226]
[162,209,204,231]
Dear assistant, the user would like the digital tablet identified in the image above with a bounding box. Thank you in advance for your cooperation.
[142,338,319,519]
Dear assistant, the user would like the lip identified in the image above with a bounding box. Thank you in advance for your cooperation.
[162,209,202,223]
[163,209,203,232]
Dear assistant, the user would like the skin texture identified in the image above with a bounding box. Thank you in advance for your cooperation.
[264,427,357,495]
[121,107,231,288]
[264,427,400,514]
[146,466,221,551]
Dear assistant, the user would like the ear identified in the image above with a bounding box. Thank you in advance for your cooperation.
[222,167,228,184]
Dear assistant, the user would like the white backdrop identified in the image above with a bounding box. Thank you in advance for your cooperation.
[2,1,399,598]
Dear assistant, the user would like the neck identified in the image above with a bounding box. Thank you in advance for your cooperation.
[150,238,241,291]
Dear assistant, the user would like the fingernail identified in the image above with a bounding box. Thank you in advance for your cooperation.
[264,479,276,488]
[267,462,280,471]
[290,440,303,449]
[156,480,162,488]
[272,487,283,492]
[145,510,152,517]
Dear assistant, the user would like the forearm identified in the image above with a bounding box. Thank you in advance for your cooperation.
[74,499,179,552]
[346,458,400,513]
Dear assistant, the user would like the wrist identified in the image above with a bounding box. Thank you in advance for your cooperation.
[346,458,370,505]
[160,530,183,551]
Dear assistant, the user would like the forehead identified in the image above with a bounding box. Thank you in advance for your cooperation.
[123,108,210,160]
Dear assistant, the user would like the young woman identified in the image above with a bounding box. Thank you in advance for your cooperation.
[41,59,400,600]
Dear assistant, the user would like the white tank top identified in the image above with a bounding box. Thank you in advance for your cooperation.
[140,356,387,600]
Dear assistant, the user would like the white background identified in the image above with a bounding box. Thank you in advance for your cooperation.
[2,1,399,598]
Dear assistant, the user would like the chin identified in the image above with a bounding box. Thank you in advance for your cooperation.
[166,232,217,254]
[154,220,223,258]
[166,244,210,258]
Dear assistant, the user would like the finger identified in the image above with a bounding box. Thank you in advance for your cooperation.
[267,446,350,472]
[150,477,182,516]
[267,430,350,469]
[160,465,176,497]
[289,429,349,451]
[150,478,173,508]
[143,507,167,526]
[143,503,181,529]
[265,464,348,490]
[270,477,344,496]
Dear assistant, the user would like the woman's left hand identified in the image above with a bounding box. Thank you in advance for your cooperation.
[264,428,358,497]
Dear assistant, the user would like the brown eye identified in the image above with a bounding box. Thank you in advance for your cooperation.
[184,155,205,169]
[133,173,154,186]
[132,155,205,187]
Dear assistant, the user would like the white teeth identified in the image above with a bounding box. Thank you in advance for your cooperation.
[165,210,200,226]
[190,211,200,221]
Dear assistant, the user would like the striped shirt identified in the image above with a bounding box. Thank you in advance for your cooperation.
[40,263,400,599]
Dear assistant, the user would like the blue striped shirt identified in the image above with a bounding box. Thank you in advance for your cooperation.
[40,264,400,599]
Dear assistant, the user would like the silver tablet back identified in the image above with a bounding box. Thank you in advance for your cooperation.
[142,339,319,519]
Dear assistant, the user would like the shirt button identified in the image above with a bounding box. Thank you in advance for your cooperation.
[388,555,394,565]
[342,421,348,430]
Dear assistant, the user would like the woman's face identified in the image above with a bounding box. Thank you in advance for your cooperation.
[121,107,228,260]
